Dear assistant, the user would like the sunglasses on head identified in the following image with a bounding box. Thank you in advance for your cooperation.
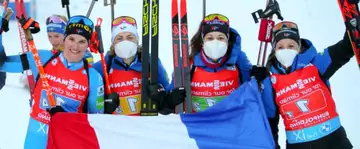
[203,14,229,25]
[112,16,137,27]
[273,21,298,33]
[68,15,94,29]
[46,15,66,25]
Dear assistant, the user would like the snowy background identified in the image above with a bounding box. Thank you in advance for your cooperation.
[0,0,359,148]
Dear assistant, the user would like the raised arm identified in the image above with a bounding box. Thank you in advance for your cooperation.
[312,32,354,80]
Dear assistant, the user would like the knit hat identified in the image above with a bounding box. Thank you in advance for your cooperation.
[111,21,138,43]
[272,21,300,46]
[64,15,94,44]
[201,13,230,39]
[46,15,67,34]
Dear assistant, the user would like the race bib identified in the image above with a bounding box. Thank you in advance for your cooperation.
[115,94,141,115]
[192,96,225,112]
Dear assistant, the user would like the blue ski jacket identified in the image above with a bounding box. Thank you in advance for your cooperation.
[93,52,170,91]
[0,35,104,149]
[261,36,354,147]
[169,28,252,90]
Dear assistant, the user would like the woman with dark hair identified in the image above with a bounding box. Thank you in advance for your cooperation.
[251,21,354,149]
[166,13,252,113]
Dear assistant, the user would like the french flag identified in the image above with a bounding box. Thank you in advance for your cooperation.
[46,79,275,149]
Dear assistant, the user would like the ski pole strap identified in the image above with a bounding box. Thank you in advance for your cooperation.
[86,0,98,17]
[17,16,40,34]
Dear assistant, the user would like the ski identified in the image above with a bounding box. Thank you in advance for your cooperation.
[15,0,35,99]
[172,0,191,113]
[180,0,192,113]
[149,0,159,115]
[140,0,158,116]
[16,1,56,106]
[171,0,183,113]
[338,0,360,69]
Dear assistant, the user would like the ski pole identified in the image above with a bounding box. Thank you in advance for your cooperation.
[103,0,115,21]
[86,0,98,17]
[18,15,57,107]
[61,0,71,19]
[110,0,115,21]
[91,18,118,115]
[203,0,206,18]
[251,0,283,66]
[90,18,111,95]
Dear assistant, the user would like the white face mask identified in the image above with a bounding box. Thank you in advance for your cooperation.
[275,49,299,68]
[114,40,138,59]
[203,40,228,60]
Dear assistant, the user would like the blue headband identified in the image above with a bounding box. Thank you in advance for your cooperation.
[47,23,66,34]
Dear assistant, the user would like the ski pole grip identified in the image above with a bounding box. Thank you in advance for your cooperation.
[251,9,263,24]
[258,19,274,42]
[61,0,69,8]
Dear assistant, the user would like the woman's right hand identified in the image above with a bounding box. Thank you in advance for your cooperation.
[250,65,269,82]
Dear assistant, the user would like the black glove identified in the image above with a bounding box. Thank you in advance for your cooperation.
[159,108,175,115]
[104,92,120,114]
[0,18,9,34]
[250,65,269,82]
[16,14,40,34]
[349,0,360,4]
[166,87,186,108]
[46,106,65,116]
[147,83,167,105]
[157,87,186,115]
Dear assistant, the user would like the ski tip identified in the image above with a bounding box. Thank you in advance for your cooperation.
[172,0,178,17]
[180,0,187,17]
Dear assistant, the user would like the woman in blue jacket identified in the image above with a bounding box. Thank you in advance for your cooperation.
[92,16,181,115]
[251,21,353,149]
[0,15,106,149]
[165,13,252,113]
